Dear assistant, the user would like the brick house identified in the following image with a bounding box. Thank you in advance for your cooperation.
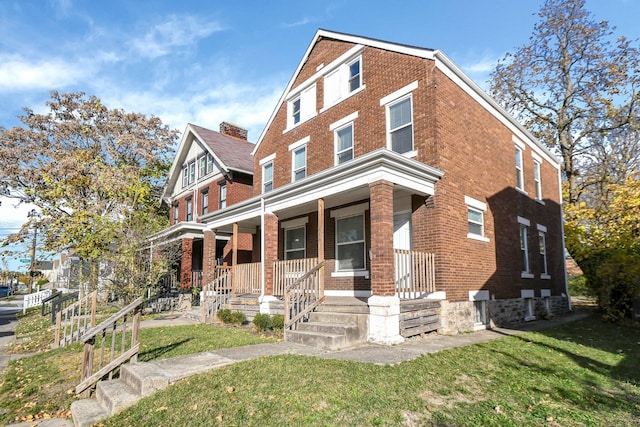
[152,122,254,290]
[193,29,570,346]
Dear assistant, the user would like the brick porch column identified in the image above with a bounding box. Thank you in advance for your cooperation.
[202,229,216,287]
[260,212,280,313]
[367,180,403,345]
[180,238,193,290]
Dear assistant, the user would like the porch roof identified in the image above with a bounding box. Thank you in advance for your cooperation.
[202,149,443,234]
[147,221,207,244]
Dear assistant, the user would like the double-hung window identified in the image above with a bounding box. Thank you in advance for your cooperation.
[336,124,354,164]
[201,190,209,215]
[219,183,227,209]
[263,162,273,193]
[518,216,532,277]
[533,159,542,200]
[292,147,306,181]
[381,81,418,156]
[186,197,193,222]
[336,214,366,271]
[287,84,316,129]
[182,161,196,188]
[323,53,363,109]
[515,146,524,191]
[348,58,361,93]
[284,226,306,260]
[199,155,207,178]
[292,97,301,125]
[465,196,488,242]
[538,224,549,278]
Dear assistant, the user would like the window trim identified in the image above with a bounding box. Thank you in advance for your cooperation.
[291,145,307,182]
[518,216,533,278]
[284,226,306,260]
[186,197,193,222]
[515,145,525,193]
[533,158,544,203]
[334,213,367,272]
[537,224,550,279]
[173,202,179,224]
[330,203,369,275]
[201,189,209,215]
[262,161,274,193]
[381,82,418,157]
[465,196,489,242]
[334,122,354,166]
[219,183,227,210]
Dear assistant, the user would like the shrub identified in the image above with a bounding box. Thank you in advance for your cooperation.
[271,314,284,330]
[217,309,246,326]
[253,313,272,332]
[216,308,233,324]
[230,310,246,326]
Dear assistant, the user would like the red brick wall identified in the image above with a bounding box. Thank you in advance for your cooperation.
[369,181,395,296]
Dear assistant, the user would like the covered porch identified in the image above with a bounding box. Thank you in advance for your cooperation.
[201,149,445,344]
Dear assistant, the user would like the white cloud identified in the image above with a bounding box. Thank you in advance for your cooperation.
[0,54,89,93]
[130,15,226,59]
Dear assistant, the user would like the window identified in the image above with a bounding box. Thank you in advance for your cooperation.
[520,224,530,274]
[336,214,366,271]
[335,124,354,164]
[287,84,316,129]
[201,190,209,215]
[199,156,207,178]
[533,159,542,200]
[284,227,306,260]
[292,146,306,181]
[522,290,535,321]
[348,58,361,93]
[186,197,193,222]
[173,202,179,224]
[465,196,488,242]
[219,183,227,209]
[182,166,189,188]
[515,146,524,191]
[473,301,486,325]
[388,96,413,154]
[263,162,273,193]
[538,224,549,278]
[182,160,196,188]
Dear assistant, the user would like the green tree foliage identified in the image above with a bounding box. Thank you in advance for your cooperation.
[490,0,640,204]
[0,91,179,296]
[564,178,640,320]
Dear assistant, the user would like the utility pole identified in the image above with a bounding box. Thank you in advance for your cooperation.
[27,209,39,294]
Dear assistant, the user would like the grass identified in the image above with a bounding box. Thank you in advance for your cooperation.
[0,309,275,425]
[103,315,640,427]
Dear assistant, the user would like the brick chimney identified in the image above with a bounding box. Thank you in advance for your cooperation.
[219,121,248,140]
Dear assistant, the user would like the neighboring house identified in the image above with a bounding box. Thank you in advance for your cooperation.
[195,29,570,345]
[152,122,254,290]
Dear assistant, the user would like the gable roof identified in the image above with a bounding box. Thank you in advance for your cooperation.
[252,28,559,167]
[161,123,254,202]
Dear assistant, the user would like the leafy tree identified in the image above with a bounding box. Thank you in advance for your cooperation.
[490,0,640,204]
[0,91,179,297]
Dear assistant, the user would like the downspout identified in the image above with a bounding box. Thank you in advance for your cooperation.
[558,167,572,311]
[260,197,265,297]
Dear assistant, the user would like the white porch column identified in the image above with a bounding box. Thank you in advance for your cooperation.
[367,295,404,345]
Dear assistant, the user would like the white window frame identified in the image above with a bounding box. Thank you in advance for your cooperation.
[469,290,490,330]
[518,216,533,278]
[521,289,536,321]
[347,57,362,93]
[259,154,276,194]
[533,158,542,201]
[201,190,209,215]
[465,196,489,242]
[289,136,309,183]
[330,203,369,276]
[537,224,550,279]
[322,54,365,111]
[330,112,358,166]
[173,202,179,224]
[182,166,189,188]
[186,197,193,222]
[286,84,317,131]
[219,183,226,209]
[515,145,525,192]
[381,81,418,157]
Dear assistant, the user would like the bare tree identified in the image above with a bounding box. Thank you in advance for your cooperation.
[490,0,640,204]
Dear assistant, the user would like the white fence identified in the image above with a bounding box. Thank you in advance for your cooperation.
[23,289,53,313]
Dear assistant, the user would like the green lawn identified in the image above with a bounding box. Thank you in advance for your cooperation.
[104,316,640,427]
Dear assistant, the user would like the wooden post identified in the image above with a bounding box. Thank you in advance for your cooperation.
[317,198,325,297]
[53,311,61,349]
[232,223,238,297]
[90,291,97,327]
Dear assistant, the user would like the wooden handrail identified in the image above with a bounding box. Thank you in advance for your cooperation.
[284,260,325,331]
[52,290,97,349]
[76,297,142,395]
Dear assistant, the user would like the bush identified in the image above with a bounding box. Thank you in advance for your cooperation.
[568,274,589,297]
[253,313,272,332]
[216,308,233,324]
[271,314,284,330]
[217,309,246,326]
[230,310,246,326]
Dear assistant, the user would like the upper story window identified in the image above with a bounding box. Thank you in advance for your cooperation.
[186,197,193,222]
[533,159,542,200]
[336,124,353,165]
[515,146,524,191]
[381,81,418,157]
[263,162,273,193]
[173,202,179,225]
[537,224,549,278]
[199,153,215,178]
[182,160,196,188]
[201,190,209,215]
[518,216,533,278]
[323,55,363,109]
[292,146,306,181]
[219,183,227,209]
[286,84,316,130]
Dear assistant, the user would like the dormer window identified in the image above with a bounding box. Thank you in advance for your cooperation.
[182,160,196,188]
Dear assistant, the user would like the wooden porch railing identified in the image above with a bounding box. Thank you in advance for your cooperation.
[234,262,261,295]
[201,267,232,323]
[273,258,319,297]
[395,249,436,298]
[284,260,325,332]
[75,297,142,395]
[52,290,97,349]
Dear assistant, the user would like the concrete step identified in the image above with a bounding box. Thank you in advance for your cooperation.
[70,398,108,427]
[120,362,171,397]
[297,321,359,336]
[286,329,346,350]
[308,311,361,325]
[317,297,370,314]
[96,379,139,416]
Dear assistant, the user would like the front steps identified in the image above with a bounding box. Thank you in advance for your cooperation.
[286,297,369,351]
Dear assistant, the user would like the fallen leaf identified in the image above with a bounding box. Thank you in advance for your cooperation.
[155,406,168,412]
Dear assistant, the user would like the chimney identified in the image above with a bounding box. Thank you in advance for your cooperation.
[219,121,248,140]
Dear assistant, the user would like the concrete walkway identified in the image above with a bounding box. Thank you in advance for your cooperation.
[4,305,592,427]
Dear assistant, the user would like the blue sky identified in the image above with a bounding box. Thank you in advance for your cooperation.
[1,0,638,271]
